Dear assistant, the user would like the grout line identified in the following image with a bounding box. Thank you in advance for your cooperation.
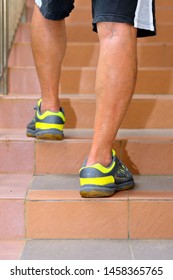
[128,239,135,260]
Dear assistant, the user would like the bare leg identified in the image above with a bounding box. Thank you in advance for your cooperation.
[30,5,66,112]
[87,22,137,166]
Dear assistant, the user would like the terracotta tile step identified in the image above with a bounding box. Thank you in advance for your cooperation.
[1,94,173,129]
[15,23,99,43]
[141,24,173,43]
[14,23,173,43]
[33,129,173,175]
[26,174,173,239]
[1,128,172,175]
[0,174,32,240]
[157,7,173,24]
[8,66,173,95]
[8,42,173,68]
[0,131,34,174]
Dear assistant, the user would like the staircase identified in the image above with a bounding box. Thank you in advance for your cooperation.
[0,0,173,259]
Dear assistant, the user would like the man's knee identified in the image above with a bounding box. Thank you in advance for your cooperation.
[97,22,137,43]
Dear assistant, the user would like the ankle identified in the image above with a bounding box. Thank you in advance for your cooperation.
[86,150,113,167]
[41,99,60,113]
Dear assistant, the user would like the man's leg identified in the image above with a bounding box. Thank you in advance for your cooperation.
[30,4,66,112]
[79,22,136,197]
[79,0,156,197]
[87,22,137,166]
[26,1,76,139]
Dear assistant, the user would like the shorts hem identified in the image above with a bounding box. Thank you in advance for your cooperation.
[93,14,134,29]
[39,6,74,20]
[92,15,156,38]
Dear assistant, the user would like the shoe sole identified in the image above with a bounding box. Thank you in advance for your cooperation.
[80,186,116,198]
[26,129,64,140]
[80,180,134,198]
[116,180,134,191]
[36,133,64,140]
[26,132,36,138]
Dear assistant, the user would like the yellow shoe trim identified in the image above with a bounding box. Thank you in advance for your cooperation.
[36,122,64,131]
[80,161,115,174]
[37,98,42,107]
[80,176,114,187]
[36,110,65,122]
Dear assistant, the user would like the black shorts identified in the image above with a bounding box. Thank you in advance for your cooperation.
[35,0,156,37]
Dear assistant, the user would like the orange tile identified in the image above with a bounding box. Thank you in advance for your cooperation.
[0,141,34,173]
[60,68,96,94]
[8,66,173,95]
[8,67,40,95]
[63,43,99,67]
[121,97,173,129]
[129,201,173,238]
[66,25,98,43]
[35,141,120,174]
[8,43,34,67]
[157,8,173,24]
[66,7,92,24]
[121,141,173,175]
[135,68,173,94]
[157,0,173,5]
[141,24,173,43]
[0,200,25,238]
[137,44,173,68]
[26,200,128,239]
[0,174,32,199]
[1,96,173,129]
[0,98,37,129]
[128,190,173,201]
[27,189,128,201]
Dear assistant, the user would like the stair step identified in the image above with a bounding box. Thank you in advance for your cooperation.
[0,130,34,173]
[34,129,173,175]
[8,42,173,68]
[0,173,173,241]
[0,94,173,129]
[141,24,173,43]
[20,239,173,260]
[25,174,173,239]
[8,66,173,95]
[1,239,173,260]
[0,174,32,239]
[157,7,173,24]
[1,128,173,175]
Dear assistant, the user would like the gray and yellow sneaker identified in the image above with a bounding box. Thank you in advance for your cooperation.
[26,99,65,140]
[79,149,134,198]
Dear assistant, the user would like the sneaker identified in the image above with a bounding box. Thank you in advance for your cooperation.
[79,149,134,198]
[26,99,65,140]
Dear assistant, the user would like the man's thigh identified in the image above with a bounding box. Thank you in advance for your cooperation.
[35,0,75,20]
